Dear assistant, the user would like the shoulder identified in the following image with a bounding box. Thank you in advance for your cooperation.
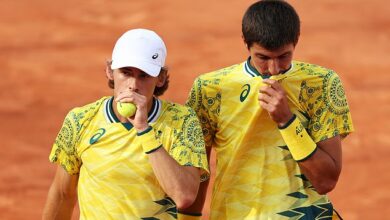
[293,61,339,79]
[291,61,345,98]
[65,97,108,125]
[160,100,203,136]
[70,97,107,113]
[195,62,244,85]
[161,100,195,117]
[160,101,202,127]
[292,61,351,115]
[292,61,344,90]
[190,62,244,101]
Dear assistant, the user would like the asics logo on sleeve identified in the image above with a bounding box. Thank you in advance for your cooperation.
[89,128,106,144]
[152,53,159,59]
[240,84,251,102]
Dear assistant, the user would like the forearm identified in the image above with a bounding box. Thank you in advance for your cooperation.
[279,115,342,194]
[179,146,212,216]
[43,166,78,220]
[136,126,200,208]
[178,178,209,216]
[148,147,200,209]
[297,146,341,194]
[42,183,77,220]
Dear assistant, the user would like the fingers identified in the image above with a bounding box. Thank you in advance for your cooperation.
[259,100,275,112]
[258,79,287,112]
[262,78,284,91]
[259,79,286,104]
[115,91,149,128]
[258,79,293,125]
[115,91,145,106]
[258,88,273,104]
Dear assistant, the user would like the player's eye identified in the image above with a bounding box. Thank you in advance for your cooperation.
[139,72,149,78]
[122,70,132,76]
[279,53,291,60]
[256,55,269,61]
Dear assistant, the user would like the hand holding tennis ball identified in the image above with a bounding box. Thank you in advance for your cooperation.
[117,102,137,118]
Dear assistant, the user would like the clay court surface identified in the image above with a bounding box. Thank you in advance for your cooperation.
[1,0,389,219]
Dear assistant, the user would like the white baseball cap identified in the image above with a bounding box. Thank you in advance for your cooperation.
[111,29,167,77]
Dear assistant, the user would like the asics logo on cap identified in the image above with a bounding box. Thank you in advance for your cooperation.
[152,53,159,59]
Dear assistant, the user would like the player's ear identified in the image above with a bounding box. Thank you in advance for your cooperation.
[105,60,114,80]
[156,67,168,87]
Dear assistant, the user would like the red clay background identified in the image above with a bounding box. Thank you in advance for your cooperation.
[1,0,389,219]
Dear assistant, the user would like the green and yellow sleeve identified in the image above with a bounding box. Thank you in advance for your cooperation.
[49,110,82,175]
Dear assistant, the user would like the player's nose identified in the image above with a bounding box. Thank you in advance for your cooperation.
[268,59,280,75]
[126,77,139,92]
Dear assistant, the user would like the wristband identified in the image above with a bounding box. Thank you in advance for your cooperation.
[137,126,162,154]
[279,115,317,161]
[177,212,202,220]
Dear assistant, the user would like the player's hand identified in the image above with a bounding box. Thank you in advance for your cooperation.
[115,90,149,131]
[258,79,293,127]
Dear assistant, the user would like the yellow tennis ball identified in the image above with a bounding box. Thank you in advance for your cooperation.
[117,102,137,117]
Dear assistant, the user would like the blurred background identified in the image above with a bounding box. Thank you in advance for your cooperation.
[0,0,389,219]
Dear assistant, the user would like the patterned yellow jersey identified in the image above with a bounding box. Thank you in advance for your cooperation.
[186,59,354,219]
[49,96,209,220]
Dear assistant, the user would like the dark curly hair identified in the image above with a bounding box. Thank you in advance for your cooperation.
[242,0,300,50]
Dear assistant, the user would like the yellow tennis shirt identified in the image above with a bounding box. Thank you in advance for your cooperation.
[186,59,354,219]
[50,97,209,219]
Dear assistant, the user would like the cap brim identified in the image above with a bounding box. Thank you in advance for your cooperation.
[111,59,161,77]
